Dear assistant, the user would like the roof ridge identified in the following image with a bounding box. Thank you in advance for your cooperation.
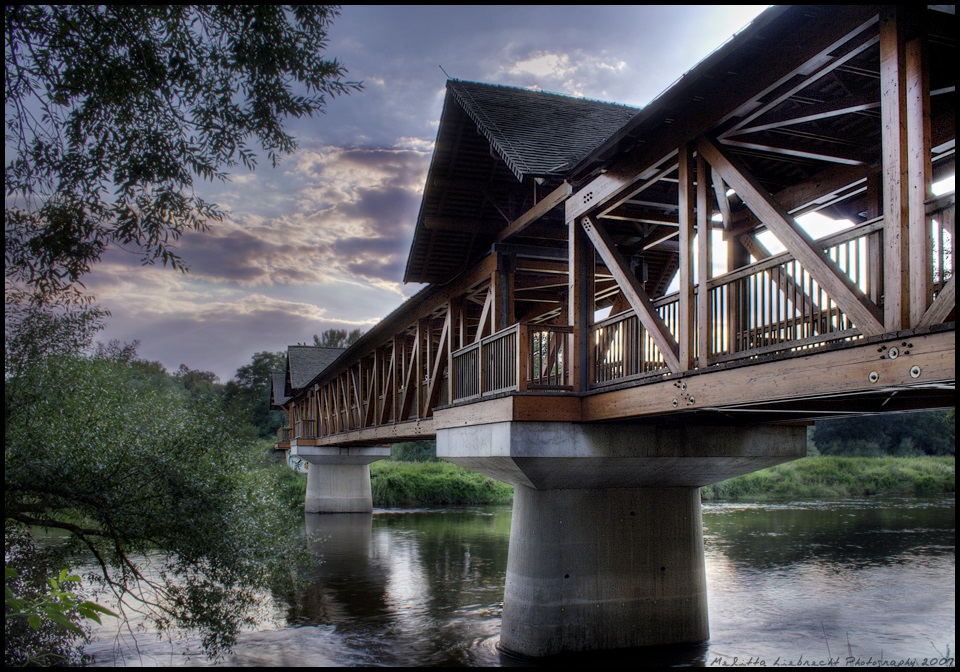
[448,78,639,110]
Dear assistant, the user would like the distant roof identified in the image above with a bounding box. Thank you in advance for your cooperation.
[270,373,290,408]
[446,79,640,181]
[404,80,639,284]
[286,345,344,394]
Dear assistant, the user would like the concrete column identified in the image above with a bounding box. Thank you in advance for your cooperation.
[292,444,390,514]
[499,485,707,658]
[305,462,374,513]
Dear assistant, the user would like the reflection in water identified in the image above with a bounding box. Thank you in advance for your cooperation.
[85,498,955,667]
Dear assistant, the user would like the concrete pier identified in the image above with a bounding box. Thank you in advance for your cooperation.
[292,445,391,513]
[438,421,805,658]
[502,485,707,656]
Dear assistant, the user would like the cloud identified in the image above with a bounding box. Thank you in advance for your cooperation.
[496,48,633,101]
[92,144,430,291]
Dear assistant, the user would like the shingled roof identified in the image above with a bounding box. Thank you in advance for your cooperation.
[270,372,290,409]
[404,80,640,284]
[446,79,640,181]
[285,346,344,396]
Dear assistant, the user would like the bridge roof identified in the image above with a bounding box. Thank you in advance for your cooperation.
[285,346,345,396]
[403,80,638,284]
[270,372,290,409]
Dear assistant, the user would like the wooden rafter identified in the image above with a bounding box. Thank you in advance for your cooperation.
[721,28,881,138]
[495,181,572,243]
[724,96,881,137]
[719,137,868,166]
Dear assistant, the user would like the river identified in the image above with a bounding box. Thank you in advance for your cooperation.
[84,497,955,667]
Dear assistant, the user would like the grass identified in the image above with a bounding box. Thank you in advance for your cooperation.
[370,460,514,507]
[700,455,955,501]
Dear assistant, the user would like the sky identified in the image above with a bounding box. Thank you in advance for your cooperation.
[80,5,774,382]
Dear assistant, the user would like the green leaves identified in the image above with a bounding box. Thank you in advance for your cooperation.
[5,5,361,303]
[4,567,117,637]
[5,347,307,660]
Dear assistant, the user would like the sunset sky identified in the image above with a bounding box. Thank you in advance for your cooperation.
[81,5,772,382]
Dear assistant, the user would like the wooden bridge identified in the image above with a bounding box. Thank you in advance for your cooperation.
[281,4,953,448]
[277,5,954,659]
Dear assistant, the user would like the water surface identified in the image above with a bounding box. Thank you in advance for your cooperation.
[85,497,955,667]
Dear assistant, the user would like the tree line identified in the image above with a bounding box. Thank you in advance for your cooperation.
[811,410,954,457]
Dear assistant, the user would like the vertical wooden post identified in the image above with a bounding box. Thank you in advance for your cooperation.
[678,143,696,370]
[517,324,528,392]
[446,299,457,406]
[568,215,593,392]
[696,153,712,368]
[866,172,883,304]
[496,252,516,331]
[392,335,401,424]
[880,7,910,331]
[906,33,932,327]
[415,319,425,420]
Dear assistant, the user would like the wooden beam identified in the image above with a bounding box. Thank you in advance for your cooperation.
[566,8,881,223]
[424,216,484,232]
[724,95,881,137]
[568,215,593,392]
[494,252,515,330]
[378,342,396,426]
[719,137,868,166]
[580,216,681,373]
[698,137,884,336]
[677,145,696,370]
[712,168,732,228]
[917,275,955,328]
[495,181,572,243]
[581,329,954,423]
[398,333,419,422]
[906,33,933,327]
[721,29,881,138]
[423,309,450,417]
[880,7,911,331]
[474,286,494,344]
[697,153,712,368]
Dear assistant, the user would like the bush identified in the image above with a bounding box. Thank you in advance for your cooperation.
[701,456,955,501]
[371,461,513,507]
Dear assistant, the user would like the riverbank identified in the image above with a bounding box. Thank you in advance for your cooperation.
[700,455,955,501]
[366,456,954,506]
[370,460,514,507]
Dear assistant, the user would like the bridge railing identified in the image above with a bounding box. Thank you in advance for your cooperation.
[705,220,882,363]
[451,323,573,402]
[294,419,316,440]
[929,193,954,295]
[589,221,888,387]
[591,299,675,387]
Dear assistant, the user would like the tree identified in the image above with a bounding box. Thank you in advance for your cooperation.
[5,5,361,303]
[813,410,956,456]
[223,350,288,438]
[5,345,305,661]
[312,328,363,348]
